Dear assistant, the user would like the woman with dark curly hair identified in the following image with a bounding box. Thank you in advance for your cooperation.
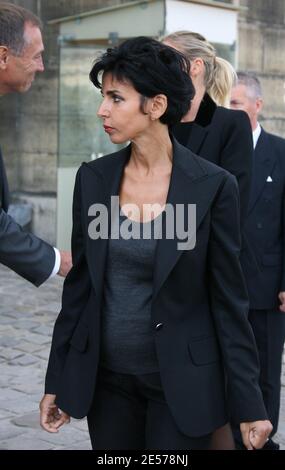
[39,37,271,450]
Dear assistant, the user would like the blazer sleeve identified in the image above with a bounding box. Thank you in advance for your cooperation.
[219,110,253,227]
[209,172,267,424]
[0,208,55,287]
[45,166,92,394]
[0,146,9,211]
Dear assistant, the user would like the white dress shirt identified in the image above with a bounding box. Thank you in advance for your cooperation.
[253,123,262,149]
[47,247,61,279]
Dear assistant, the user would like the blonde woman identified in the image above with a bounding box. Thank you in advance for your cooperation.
[162,31,252,225]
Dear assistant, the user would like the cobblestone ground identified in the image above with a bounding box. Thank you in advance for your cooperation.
[0,266,91,450]
[0,265,284,450]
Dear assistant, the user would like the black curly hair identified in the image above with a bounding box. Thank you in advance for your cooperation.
[89,36,195,127]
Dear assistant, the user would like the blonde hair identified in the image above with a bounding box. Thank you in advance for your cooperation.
[162,31,237,108]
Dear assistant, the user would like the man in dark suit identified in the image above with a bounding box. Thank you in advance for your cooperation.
[231,72,285,450]
[0,3,71,286]
[0,146,9,212]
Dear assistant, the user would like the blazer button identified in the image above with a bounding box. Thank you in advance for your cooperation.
[155,323,164,331]
[257,223,263,229]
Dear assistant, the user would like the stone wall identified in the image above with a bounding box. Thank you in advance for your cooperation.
[238,0,285,136]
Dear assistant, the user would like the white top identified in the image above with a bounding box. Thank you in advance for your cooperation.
[47,248,61,279]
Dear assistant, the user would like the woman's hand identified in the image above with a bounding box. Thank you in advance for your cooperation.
[40,394,70,433]
[278,291,285,312]
[240,420,273,450]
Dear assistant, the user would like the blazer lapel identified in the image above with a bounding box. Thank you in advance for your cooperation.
[152,139,224,302]
[83,145,131,299]
[82,139,225,304]
[247,130,277,214]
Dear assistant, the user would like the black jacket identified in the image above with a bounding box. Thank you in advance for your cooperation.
[45,138,266,437]
[172,94,253,225]
[0,146,55,286]
[241,129,285,309]
[0,146,9,212]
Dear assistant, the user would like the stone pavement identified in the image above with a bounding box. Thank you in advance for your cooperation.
[0,265,91,450]
[0,264,284,450]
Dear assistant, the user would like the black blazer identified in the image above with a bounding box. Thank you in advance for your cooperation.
[241,129,285,309]
[0,146,55,286]
[45,138,266,437]
[172,94,253,225]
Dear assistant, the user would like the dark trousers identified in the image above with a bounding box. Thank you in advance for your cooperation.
[249,308,285,435]
[233,308,285,447]
[87,367,234,450]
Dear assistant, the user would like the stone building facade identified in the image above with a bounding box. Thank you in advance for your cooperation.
[239,0,285,136]
[0,0,284,244]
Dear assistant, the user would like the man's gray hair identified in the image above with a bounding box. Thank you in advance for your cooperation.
[0,2,42,56]
[236,71,262,99]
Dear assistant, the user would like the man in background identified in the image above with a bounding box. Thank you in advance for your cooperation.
[231,71,285,450]
[0,2,71,286]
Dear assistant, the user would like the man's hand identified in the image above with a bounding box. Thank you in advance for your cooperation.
[240,420,272,450]
[278,292,285,312]
[40,394,70,433]
[58,250,72,277]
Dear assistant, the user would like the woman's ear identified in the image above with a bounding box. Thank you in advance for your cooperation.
[190,57,204,78]
[149,94,168,120]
